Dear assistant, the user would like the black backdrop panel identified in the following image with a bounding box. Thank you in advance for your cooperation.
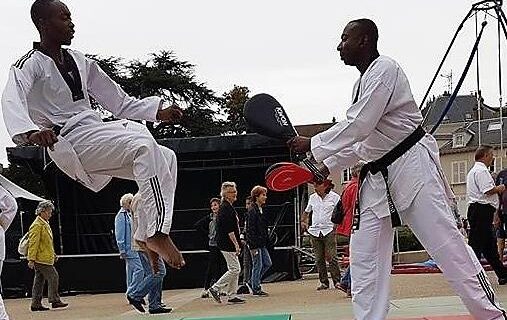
[5,133,302,294]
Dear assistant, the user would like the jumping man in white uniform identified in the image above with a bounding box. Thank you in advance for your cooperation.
[1,0,185,269]
[288,18,507,320]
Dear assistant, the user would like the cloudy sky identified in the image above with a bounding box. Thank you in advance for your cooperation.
[0,0,504,164]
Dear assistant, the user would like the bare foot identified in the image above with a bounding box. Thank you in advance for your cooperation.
[146,248,160,274]
[146,232,185,269]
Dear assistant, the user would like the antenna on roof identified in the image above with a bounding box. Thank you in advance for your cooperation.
[440,70,453,93]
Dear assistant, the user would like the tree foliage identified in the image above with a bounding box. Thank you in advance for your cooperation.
[87,51,227,138]
[220,85,250,134]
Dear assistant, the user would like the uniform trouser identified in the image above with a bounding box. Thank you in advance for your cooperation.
[132,251,166,311]
[0,261,8,320]
[350,168,507,319]
[63,120,177,240]
[204,246,226,290]
[310,232,341,286]
[125,254,144,297]
[31,263,61,308]
[212,251,241,298]
[468,202,507,280]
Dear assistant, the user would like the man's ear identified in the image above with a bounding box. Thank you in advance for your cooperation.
[360,34,369,48]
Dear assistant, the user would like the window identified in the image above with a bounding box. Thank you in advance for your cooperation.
[451,161,467,184]
[452,133,465,148]
[488,122,502,131]
[342,168,352,183]
[490,157,500,173]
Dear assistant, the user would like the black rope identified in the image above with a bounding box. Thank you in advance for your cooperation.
[430,20,488,134]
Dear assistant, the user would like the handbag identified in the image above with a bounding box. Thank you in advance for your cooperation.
[18,232,29,256]
[331,199,345,225]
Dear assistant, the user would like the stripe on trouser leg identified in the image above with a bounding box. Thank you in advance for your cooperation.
[149,176,165,232]
[149,177,164,232]
[477,270,507,318]
[154,176,165,232]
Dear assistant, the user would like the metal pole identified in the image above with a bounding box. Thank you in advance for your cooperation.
[499,9,504,169]
[476,13,482,145]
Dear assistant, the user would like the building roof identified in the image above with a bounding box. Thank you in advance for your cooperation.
[440,117,507,154]
[421,93,496,127]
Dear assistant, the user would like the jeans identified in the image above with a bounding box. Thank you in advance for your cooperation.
[340,266,351,289]
[249,247,272,293]
[125,253,144,297]
[131,251,166,311]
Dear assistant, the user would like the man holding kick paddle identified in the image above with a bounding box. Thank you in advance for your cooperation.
[249,19,507,320]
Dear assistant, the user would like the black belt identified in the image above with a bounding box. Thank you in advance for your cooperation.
[352,126,426,230]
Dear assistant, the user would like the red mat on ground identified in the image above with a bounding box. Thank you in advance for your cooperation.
[393,316,472,320]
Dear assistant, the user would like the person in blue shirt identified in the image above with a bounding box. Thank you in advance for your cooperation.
[115,193,143,302]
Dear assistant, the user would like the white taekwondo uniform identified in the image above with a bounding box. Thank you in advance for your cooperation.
[0,175,44,320]
[311,55,506,319]
[1,44,177,242]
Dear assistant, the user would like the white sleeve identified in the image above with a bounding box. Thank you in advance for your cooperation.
[310,64,396,163]
[1,65,41,144]
[86,58,161,122]
[304,195,313,213]
[322,143,361,173]
[476,170,496,195]
[0,186,17,231]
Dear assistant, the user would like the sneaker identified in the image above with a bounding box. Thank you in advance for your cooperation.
[499,278,507,285]
[227,297,246,304]
[127,295,145,313]
[51,301,68,309]
[245,282,253,294]
[334,283,348,293]
[31,305,49,312]
[208,287,221,303]
[149,306,172,314]
[252,290,269,296]
[236,284,249,294]
[316,283,329,291]
[200,289,209,298]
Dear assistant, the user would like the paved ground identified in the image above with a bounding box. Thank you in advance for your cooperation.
[5,272,507,320]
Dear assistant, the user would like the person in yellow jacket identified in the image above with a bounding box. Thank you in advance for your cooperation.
[27,200,68,311]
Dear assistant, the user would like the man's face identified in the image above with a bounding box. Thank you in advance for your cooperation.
[245,199,253,210]
[41,1,75,46]
[337,22,364,66]
[485,150,495,167]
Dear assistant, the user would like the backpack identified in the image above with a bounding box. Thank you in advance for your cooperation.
[331,199,345,225]
[18,233,29,256]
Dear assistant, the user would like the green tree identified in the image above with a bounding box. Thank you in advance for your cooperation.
[220,85,250,134]
[87,51,226,138]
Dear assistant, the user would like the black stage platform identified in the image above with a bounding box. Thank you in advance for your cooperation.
[5,133,304,296]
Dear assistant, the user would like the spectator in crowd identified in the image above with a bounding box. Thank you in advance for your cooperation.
[237,196,253,294]
[301,180,341,290]
[337,161,364,297]
[496,168,507,258]
[246,186,272,296]
[195,197,226,298]
[466,145,507,284]
[0,186,18,319]
[127,193,171,314]
[28,201,68,311]
[209,182,245,304]
[114,193,143,302]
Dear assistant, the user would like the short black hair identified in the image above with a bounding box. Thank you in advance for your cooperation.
[350,18,379,46]
[31,0,58,30]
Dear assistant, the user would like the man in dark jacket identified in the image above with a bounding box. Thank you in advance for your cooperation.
[246,186,272,295]
[208,182,245,304]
